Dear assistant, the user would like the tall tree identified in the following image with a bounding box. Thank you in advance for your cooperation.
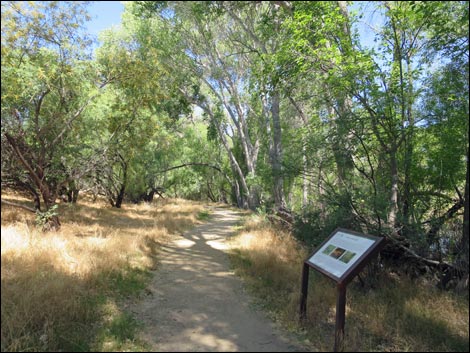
[1,1,109,229]
[131,1,265,208]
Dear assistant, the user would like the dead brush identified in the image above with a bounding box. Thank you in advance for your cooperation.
[1,193,206,351]
[228,212,469,352]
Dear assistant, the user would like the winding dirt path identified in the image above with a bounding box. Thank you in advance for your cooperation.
[130,207,306,352]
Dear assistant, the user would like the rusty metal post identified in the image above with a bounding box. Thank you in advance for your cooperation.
[334,283,347,352]
[299,262,310,322]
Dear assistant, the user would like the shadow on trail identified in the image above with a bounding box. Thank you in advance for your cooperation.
[132,208,304,352]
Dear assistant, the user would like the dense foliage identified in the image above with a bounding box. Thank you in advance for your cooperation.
[1,1,468,285]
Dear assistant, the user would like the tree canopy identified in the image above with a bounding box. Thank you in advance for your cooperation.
[1,1,468,284]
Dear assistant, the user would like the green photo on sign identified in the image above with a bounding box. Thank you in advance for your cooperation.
[301,228,385,352]
[339,251,356,264]
[322,244,336,255]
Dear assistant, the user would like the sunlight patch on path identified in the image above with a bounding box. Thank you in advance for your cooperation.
[206,239,229,250]
[174,238,196,248]
[130,208,305,352]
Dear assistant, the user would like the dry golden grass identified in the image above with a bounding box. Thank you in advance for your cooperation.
[1,191,206,351]
[229,214,306,290]
[228,213,470,352]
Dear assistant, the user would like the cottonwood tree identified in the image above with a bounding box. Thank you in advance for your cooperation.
[130,1,297,210]
[415,0,469,283]
[277,1,468,281]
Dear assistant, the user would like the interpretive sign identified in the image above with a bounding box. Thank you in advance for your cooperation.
[306,228,381,283]
[299,228,385,352]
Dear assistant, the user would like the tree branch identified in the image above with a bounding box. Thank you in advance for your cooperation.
[158,163,231,183]
[1,199,37,213]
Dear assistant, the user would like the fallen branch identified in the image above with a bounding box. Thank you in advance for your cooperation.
[1,199,37,213]
[267,207,295,230]
[381,235,466,289]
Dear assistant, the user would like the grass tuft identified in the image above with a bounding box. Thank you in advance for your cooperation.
[228,212,470,352]
[1,191,206,352]
[196,209,211,221]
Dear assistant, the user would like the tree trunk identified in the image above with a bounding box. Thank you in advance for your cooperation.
[388,149,399,236]
[270,91,286,210]
[33,192,41,210]
[288,96,310,212]
[114,155,128,208]
[302,146,308,210]
[459,143,469,274]
[68,180,79,203]
[331,2,354,187]
[232,178,243,208]
[4,132,63,230]
[115,185,125,208]
[209,104,255,209]
[328,102,353,187]
[401,51,415,238]
[44,214,61,231]
[206,180,217,202]
[72,189,79,203]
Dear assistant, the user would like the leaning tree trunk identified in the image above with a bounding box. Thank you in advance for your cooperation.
[114,184,126,209]
[4,132,62,230]
[114,157,128,209]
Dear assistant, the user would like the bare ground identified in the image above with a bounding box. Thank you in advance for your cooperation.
[129,207,308,352]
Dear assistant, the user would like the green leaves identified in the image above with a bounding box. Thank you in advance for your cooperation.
[35,204,59,227]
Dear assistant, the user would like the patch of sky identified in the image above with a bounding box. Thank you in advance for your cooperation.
[161,7,175,20]
[349,1,449,129]
[85,1,124,52]
[350,1,386,51]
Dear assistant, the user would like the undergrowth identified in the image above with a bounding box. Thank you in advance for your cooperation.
[228,213,469,352]
[1,191,206,352]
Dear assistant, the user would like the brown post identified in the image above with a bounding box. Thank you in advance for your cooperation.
[334,283,347,352]
[300,228,384,351]
[299,262,310,322]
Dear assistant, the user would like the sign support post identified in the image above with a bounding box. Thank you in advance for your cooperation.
[300,262,310,322]
[334,283,346,352]
[299,228,385,352]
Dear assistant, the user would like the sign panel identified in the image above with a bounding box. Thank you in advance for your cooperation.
[300,228,385,351]
[305,228,384,283]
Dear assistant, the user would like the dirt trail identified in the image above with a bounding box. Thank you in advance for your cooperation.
[130,207,307,352]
